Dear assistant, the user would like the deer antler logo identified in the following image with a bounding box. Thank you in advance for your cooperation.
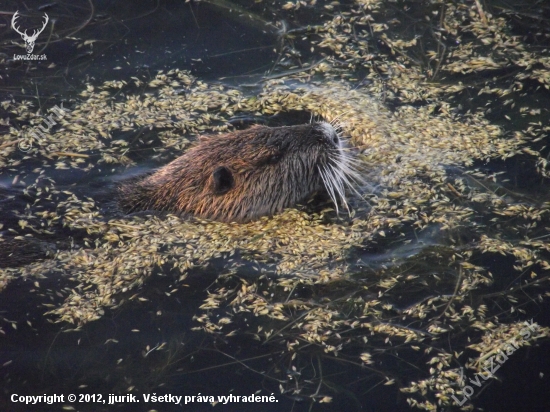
[11,11,49,54]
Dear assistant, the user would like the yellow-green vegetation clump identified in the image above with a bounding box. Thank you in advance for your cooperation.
[1,0,549,410]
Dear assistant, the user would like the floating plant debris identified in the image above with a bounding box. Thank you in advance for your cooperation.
[1,1,549,410]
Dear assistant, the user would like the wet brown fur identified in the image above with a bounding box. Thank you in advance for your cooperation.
[118,122,343,222]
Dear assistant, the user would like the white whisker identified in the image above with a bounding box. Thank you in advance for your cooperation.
[329,165,350,213]
[313,120,373,216]
[328,110,353,127]
[319,166,340,215]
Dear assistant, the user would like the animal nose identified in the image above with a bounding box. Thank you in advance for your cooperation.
[324,127,340,148]
[316,122,340,147]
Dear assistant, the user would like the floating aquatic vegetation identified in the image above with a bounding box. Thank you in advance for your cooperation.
[1,0,549,410]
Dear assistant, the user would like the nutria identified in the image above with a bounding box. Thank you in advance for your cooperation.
[118,122,361,222]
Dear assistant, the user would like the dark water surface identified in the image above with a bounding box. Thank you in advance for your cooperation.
[1,1,550,412]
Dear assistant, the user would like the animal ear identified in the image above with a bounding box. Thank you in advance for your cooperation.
[212,166,234,194]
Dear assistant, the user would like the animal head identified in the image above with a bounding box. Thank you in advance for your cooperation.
[121,122,362,222]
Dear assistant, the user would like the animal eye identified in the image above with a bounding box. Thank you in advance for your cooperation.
[267,154,281,165]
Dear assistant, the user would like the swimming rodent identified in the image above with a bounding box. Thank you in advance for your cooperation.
[118,122,360,223]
